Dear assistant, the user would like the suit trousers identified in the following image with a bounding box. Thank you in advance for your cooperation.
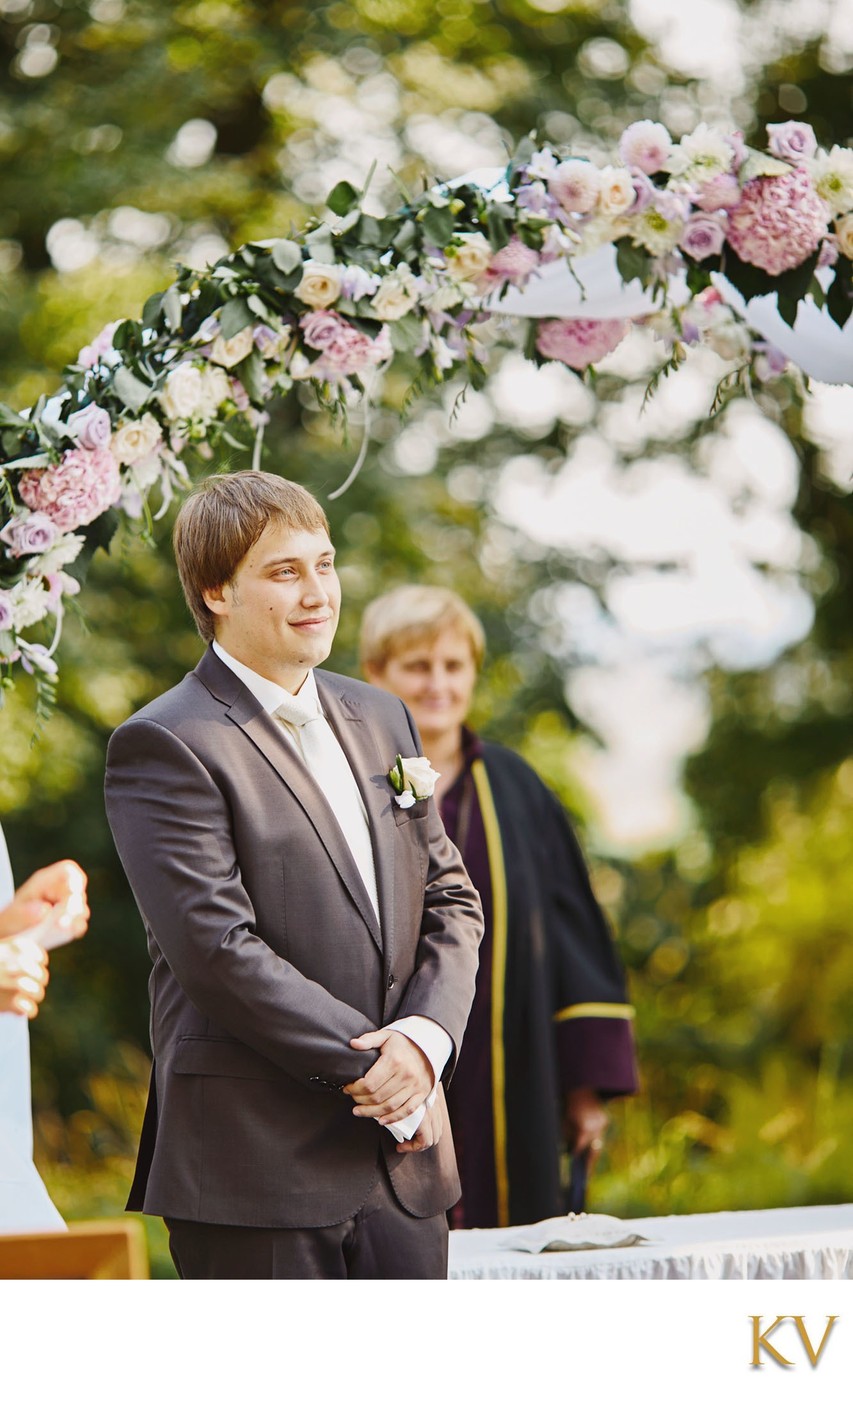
[165,1160,449,1280]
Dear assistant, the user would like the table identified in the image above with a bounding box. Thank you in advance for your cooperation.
[448,1203,853,1279]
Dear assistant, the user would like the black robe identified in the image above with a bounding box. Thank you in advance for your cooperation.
[441,733,638,1228]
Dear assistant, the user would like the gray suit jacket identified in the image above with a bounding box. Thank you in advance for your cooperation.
[105,647,483,1228]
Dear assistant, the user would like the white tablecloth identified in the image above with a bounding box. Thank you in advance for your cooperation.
[449,1203,853,1279]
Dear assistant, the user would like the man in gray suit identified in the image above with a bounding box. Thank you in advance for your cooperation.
[105,470,482,1278]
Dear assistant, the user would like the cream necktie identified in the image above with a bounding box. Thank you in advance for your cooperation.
[273,695,381,926]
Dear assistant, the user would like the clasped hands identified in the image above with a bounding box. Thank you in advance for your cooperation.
[0,860,89,1018]
[343,1029,439,1153]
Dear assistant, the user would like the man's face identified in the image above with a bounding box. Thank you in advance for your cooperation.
[204,522,341,691]
[367,627,477,743]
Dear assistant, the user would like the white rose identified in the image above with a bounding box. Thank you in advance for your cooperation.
[597,166,636,217]
[370,267,419,321]
[398,755,440,800]
[445,233,494,284]
[294,261,342,309]
[111,413,162,466]
[159,363,208,422]
[199,365,232,418]
[208,326,255,368]
[834,213,853,258]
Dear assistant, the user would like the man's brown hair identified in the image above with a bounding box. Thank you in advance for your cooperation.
[173,470,330,641]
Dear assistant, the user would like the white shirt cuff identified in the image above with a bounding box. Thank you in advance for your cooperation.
[383,1102,426,1143]
[382,1016,452,1141]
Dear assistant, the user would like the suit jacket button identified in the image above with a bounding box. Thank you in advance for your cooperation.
[387,973,395,989]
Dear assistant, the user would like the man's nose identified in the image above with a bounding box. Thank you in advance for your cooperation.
[301,573,329,605]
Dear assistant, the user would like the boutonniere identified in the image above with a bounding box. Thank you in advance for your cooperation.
[387,753,440,809]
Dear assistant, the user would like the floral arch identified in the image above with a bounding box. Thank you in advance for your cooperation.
[1,118,851,702]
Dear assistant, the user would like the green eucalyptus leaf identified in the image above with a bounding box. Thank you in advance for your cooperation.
[326,180,361,217]
[389,315,424,353]
[271,239,303,275]
[111,320,140,353]
[219,298,253,339]
[1,452,50,470]
[827,256,853,328]
[738,149,793,184]
[486,209,509,250]
[422,206,455,246]
[142,292,164,331]
[615,238,650,287]
[112,368,153,412]
[163,286,183,333]
[235,349,267,405]
[392,219,417,253]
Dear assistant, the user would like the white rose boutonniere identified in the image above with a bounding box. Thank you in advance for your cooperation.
[387,753,440,808]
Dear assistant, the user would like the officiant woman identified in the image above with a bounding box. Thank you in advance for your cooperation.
[360,586,638,1229]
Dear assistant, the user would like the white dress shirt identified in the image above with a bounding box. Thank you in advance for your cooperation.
[211,642,451,1139]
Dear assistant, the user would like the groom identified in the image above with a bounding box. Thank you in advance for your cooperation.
[105,470,483,1278]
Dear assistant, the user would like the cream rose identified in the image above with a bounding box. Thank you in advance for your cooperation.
[445,233,494,284]
[111,413,162,466]
[199,365,232,418]
[597,166,636,217]
[370,268,418,321]
[294,261,342,309]
[159,363,208,422]
[208,326,255,368]
[834,213,853,259]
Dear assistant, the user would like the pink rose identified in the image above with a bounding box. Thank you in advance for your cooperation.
[19,447,122,532]
[679,213,727,261]
[766,121,818,164]
[66,402,113,451]
[299,311,391,379]
[536,317,628,370]
[0,512,58,558]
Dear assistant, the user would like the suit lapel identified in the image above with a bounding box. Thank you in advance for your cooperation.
[194,649,383,951]
[316,672,396,966]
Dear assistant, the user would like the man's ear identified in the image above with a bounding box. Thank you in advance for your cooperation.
[363,661,383,686]
[202,582,230,619]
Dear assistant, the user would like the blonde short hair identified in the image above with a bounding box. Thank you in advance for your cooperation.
[360,585,485,673]
[173,470,329,642]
